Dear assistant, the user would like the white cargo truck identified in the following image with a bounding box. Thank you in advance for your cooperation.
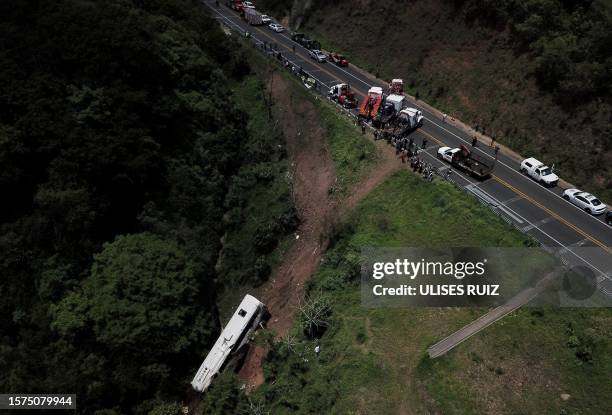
[244,8,263,25]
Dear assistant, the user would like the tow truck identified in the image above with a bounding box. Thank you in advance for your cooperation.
[438,145,494,179]
[328,83,358,108]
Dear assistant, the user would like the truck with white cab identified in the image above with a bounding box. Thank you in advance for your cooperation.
[520,157,559,187]
[438,145,494,179]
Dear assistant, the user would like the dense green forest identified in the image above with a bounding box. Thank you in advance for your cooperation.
[0,1,295,413]
[260,0,612,200]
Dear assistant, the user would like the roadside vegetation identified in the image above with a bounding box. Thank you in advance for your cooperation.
[214,73,298,316]
[259,0,612,201]
[193,17,611,414]
[315,100,381,196]
[248,172,612,414]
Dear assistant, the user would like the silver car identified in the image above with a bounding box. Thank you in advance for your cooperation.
[309,49,327,63]
[268,23,284,33]
[562,188,606,215]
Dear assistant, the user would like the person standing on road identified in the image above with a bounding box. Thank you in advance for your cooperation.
[292,44,296,52]
[442,113,447,122]
[490,136,495,147]
[494,145,500,158]
[472,136,477,147]
[422,138,428,149]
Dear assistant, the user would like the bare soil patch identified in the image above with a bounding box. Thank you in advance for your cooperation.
[239,73,402,388]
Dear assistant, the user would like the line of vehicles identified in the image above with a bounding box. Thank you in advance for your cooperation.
[435,148,610,219]
[228,0,285,31]
[197,1,611,396]
[223,1,612,224]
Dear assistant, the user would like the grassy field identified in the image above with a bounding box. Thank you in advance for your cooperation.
[252,172,612,414]
[207,37,611,415]
[314,98,380,196]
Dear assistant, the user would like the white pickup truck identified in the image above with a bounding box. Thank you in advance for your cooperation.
[520,157,559,187]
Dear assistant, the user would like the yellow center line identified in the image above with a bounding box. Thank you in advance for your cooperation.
[492,176,611,253]
[248,20,611,254]
[419,130,610,252]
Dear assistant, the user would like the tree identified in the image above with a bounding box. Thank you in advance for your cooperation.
[52,233,217,410]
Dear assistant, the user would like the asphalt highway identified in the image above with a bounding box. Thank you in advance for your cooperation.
[204,1,612,296]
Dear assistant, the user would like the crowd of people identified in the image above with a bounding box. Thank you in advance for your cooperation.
[368,123,447,182]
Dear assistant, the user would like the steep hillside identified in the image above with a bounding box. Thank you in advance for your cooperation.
[260,0,612,200]
[0,1,295,413]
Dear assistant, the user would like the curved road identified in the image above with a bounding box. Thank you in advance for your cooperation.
[204,1,612,295]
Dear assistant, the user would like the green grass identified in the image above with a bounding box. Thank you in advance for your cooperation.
[315,98,381,196]
[252,171,612,414]
[274,67,381,196]
[216,46,379,317]
[209,38,611,415]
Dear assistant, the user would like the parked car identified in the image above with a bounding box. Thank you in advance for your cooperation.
[520,157,559,187]
[606,211,612,226]
[562,189,607,215]
[309,49,327,63]
[261,14,271,24]
[328,52,349,66]
[268,23,284,32]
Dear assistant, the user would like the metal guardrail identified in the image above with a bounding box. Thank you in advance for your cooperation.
[216,15,611,297]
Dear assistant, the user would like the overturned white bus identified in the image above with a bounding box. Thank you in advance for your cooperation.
[191,294,268,392]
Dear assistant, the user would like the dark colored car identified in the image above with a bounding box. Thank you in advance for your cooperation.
[290,32,305,42]
[606,211,612,226]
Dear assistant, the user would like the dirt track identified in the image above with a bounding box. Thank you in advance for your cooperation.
[239,73,402,389]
